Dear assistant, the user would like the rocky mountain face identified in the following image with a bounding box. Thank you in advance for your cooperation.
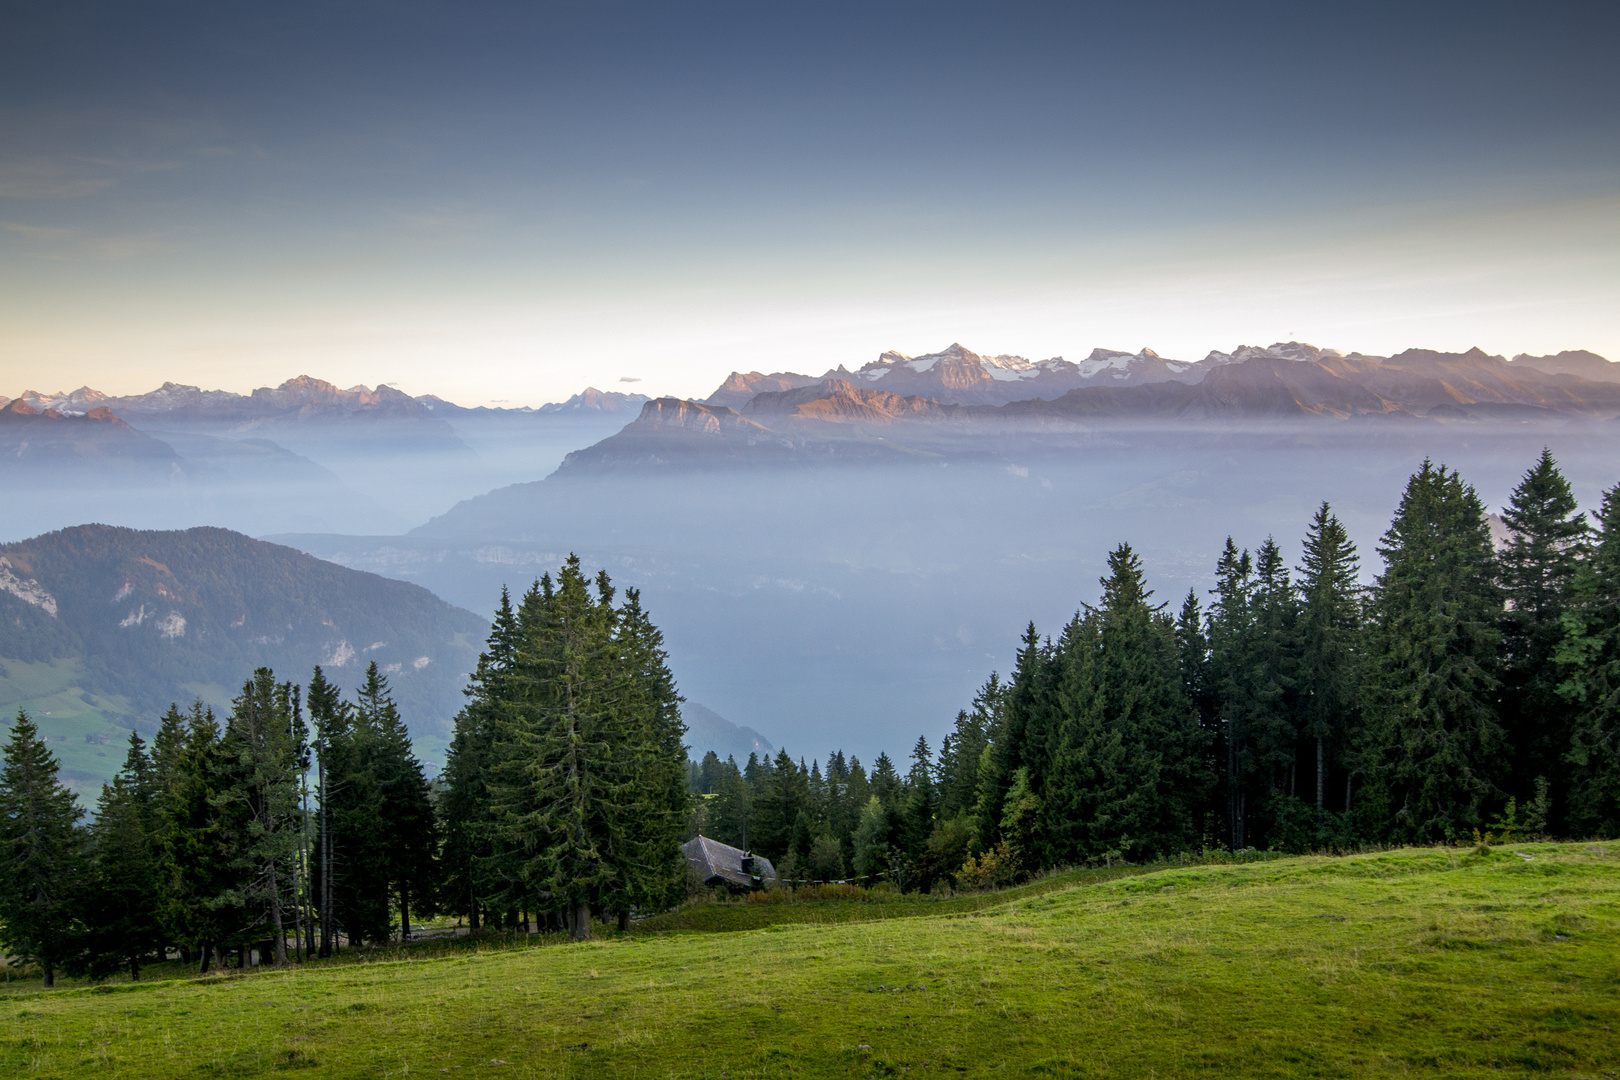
[705,371,825,409]
[0,399,180,475]
[0,525,485,792]
[561,343,1620,475]
[740,379,951,425]
[704,342,1207,409]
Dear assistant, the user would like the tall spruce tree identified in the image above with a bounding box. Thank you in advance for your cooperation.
[1363,461,1504,841]
[0,710,86,986]
[355,663,437,940]
[610,587,690,921]
[158,702,251,971]
[1207,538,1255,847]
[982,624,1054,848]
[1296,503,1363,825]
[1556,481,1620,836]
[440,587,519,929]
[490,558,642,939]
[1499,449,1588,822]
[221,669,305,966]
[311,670,390,948]
[81,733,164,980]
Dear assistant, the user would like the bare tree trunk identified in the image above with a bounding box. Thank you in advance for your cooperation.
[130,956,141,981]
[572,902,592,942]
[1345,773,1353,816]
[616,910,629,932]
[269,862,288,967]
[1316,737,1325,824]
[400,885,411,942]
[42,960,54,988]
[198,945,212,974]
[319,746,333,959]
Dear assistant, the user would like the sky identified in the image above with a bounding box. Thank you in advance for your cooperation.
[2,1,1618,406]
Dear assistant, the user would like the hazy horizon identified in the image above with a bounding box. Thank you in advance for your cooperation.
[4,2,1617,405]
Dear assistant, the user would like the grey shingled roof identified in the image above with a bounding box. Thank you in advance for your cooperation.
[683,834,776,890]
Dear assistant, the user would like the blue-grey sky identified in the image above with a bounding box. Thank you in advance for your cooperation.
[3,1,1617,404]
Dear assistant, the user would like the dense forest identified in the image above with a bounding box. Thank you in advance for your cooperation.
[5,452,1620,986]
[686,451,1620,889]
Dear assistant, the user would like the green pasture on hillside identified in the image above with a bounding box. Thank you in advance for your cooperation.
[4,844,1617,1078]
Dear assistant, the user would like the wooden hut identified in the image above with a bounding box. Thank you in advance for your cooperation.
[682,834,776,892]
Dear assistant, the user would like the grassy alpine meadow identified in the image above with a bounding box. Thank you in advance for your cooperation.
[4,844,1618,1079]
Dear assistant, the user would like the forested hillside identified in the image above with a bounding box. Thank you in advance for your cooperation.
[0,526,484,793]
[683,450,1620,886]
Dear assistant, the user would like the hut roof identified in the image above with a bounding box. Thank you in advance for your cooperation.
[683,834,776,891]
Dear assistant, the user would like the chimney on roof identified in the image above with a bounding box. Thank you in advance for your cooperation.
[740,852,754,873]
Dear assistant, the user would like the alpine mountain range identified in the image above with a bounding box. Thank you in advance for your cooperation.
[5,339,1620,784]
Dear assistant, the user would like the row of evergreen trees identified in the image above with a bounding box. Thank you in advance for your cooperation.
[0,664,434,985]
[0,557,694,985]
[687,452,1620,889]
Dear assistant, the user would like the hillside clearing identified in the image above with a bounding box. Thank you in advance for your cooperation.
[4,844,1617,1078]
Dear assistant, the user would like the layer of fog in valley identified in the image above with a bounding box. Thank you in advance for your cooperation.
[0,411,633,542]
[271,421,1620,763]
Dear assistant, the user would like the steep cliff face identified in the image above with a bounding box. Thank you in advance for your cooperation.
[742,379,948,425]
[706,371,825,409]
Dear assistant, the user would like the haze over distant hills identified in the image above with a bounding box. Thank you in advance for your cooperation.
[0,376,648,541]
[0,524,485,797]
[11,340,1620,766]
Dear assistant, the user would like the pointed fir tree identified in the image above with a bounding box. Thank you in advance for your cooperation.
[1296,503,1363,826]
[489,558,636,939]
[221,669,304,966]
[81,733,164,980]
[355,662,437,940]
[1499,448,1589,821]
[157,702,252,971]
[1207,537,1256,847]
[1363,461,1504,841]
[1557,481,1620,836]
[0,710,86,986]
[440,586,519,929]
[609,587,690,921]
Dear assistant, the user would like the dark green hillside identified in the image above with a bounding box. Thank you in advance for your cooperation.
[0,525,484,794]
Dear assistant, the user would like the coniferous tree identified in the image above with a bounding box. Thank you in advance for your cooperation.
[1207,538,1256,847]
[490,558,640,939]
[81,733,164,980]
[1363,461,1504,841]
[312,670,390,948]
[936,674,1001,822]
[158,702,251,971]
[611,587,690,920]
[1248,538,1302,815]
[355,663,437,940]
[221,669,304,966]
[1499,449,1589,822]
[440,588,518,930]
[981,624,1053,848]
[709,756,750,848]
[1557,481,1620,836]
[1296,503,1363,828]
[0,710,86,986]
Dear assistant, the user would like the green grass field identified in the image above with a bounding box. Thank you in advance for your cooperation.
[4,843,1617,1078]
[0,658,141,801]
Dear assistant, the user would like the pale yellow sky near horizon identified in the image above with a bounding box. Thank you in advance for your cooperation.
[4,190,1616,407]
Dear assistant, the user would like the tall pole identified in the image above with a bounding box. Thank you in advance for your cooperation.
[319,736,333,958]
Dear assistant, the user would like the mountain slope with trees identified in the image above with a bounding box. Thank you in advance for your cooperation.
[0,526,484,792]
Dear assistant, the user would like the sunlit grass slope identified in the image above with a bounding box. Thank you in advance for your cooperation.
[6,844,1617,1078]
